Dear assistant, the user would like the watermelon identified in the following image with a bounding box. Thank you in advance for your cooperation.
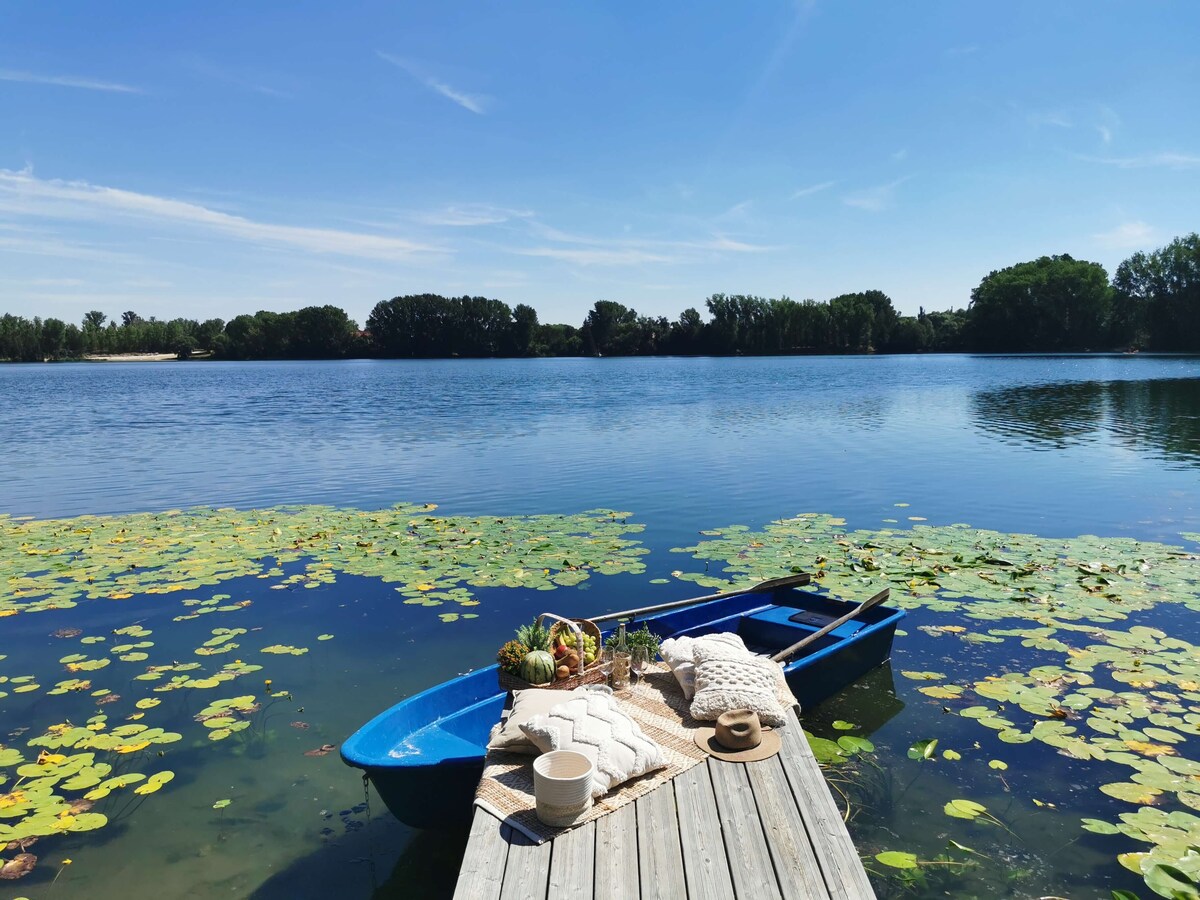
[520,650,556,685]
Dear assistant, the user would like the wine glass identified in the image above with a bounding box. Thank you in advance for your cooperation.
[630,645,650,681]
[599,647,615,682]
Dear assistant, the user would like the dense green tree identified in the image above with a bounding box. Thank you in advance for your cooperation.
[40,318,67,359]
[828,293,874,351]
[195,318,225,350]
[1112,233,1200,351]
[887,316,933,352]
[581,300,639,355]
[666,307,704,354]
[289,305,357,358]
[967,255,1111,351]
[511,304,539,356]
[533,323,582,356]
[0,314,41,361]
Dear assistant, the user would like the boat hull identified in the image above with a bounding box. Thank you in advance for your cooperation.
[342,586,903,829]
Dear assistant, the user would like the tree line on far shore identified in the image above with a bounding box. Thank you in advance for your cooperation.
[2,232,1198,362]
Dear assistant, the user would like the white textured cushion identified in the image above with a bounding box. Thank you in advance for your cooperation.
[519,690,667,797]
[660,632,753,699]
[487,687,599,755]
[690,640,788,727]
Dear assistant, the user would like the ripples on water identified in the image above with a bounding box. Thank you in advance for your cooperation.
[3,354,1200,541]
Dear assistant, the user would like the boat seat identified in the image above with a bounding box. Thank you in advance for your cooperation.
[738,604,867,650]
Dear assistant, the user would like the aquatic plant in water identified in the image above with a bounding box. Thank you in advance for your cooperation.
[675,513,1200,897]
[0,501,653,880]
[0,503,648,618]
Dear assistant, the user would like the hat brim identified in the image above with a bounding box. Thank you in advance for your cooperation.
[693,726,782,762]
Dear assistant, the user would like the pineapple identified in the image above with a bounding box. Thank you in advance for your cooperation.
[515,619,551,652]
[496,640,529,675]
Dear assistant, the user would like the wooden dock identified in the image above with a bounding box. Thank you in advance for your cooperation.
[452,705,877,899]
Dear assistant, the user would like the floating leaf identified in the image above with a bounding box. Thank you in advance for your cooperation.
[1100,783,1163,805]
[133,771,174,796]
[261,645,308,656]
[944,799,987,820]
[875,850,918,869]
[1081,818,1121,835]
[836,736,874,755]
[908,739,938,761]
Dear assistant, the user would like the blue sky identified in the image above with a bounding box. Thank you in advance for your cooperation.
[2,1,1198,328]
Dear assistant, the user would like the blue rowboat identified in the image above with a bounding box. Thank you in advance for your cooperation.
[340,585,904,829]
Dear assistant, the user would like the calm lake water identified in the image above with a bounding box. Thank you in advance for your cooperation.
[2,354,1199,899]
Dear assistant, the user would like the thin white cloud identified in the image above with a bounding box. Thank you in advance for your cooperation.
[0,233,135,263]
[703,235,770,253]
[0,169,439,261]
[511,222,772,267]
[1092,220,1160,251]
[516,247,674,266]
[417,205,534,227]
[791,181,834,199]
[1080,151,1200,169]
[182,56,292,99]
[1095,105,1120,144]
[376,52,486,114]
[945,44,979,57]
[892,148,908,161]
[0,69,142,94]
[718,200,753,219]
[842,177,910,212]
[1028,111,1072,129]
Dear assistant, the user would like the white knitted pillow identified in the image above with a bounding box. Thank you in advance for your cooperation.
[519,690,667,797]
[660,632,753,699]
[690,640,787,727]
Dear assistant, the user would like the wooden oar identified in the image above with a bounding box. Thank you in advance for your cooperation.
[770,588,891,664]
[591,572,811,625]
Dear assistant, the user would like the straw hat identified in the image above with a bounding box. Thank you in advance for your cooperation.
[693,709,781,762]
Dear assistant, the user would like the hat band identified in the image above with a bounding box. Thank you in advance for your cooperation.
[715,723,761,751]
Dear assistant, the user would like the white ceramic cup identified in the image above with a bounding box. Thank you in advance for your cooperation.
[532,750,594,827]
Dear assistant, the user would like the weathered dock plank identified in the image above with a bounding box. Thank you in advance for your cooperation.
[594,800,639,900]
[636,774,687,899]
[547,820,596,900]
[499,824,552,900]
[452,806,509,900]
[708,755,783,900]
[672,763,735,900]
[746,754,829,899]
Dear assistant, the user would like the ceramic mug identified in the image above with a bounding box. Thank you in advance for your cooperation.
[533,750,594,826]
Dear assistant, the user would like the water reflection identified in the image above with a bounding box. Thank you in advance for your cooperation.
[972,377,1200,466]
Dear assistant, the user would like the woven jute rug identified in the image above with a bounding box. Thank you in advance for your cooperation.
[473,661,798,844]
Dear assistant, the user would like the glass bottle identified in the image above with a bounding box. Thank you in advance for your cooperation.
[611,622,631,691]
